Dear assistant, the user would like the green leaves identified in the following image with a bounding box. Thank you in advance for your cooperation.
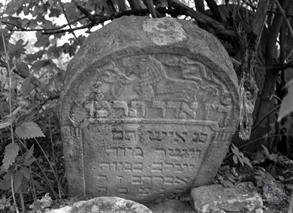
[5,0,25,15]
[0,143,35,194]
[15,121,45,139]
[8,39,26,58]
[2,143,19,172]
[35,32,50,48]
[63,2,80,21]
[23,145,35,166]
[25,50,45,63]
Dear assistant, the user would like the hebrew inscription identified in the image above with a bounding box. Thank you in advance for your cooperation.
[65,54,236,201]
[75,55,233,125]
[60,16,239,202]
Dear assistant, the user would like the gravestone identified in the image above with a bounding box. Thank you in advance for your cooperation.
[60,16,239,202]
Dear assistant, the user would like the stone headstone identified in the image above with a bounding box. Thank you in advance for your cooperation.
[60,16,239,202]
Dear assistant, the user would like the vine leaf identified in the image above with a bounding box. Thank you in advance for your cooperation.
[21,76,34,96]
[2,143,20,172]
[15,121,45,139]
[14,171,24,193]
[35,32,50,48]
[278,80,293,121]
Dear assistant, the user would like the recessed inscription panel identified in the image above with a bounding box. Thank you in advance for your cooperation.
[60,17,239,202]
[64,53,237,201]
[70,55,234,125]
[83,121,214,200]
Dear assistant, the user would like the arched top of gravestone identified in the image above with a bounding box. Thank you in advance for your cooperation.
[60,15,240,201]
[61,16,238,107]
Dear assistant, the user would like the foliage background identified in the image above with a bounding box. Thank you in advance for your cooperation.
[0,0,293,212]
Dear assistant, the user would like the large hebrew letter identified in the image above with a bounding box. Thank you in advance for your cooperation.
[167,101,181,118]
[152,101,166,118]
[130,101,146,117]
[113,101,128,116]
[179,102,198,119]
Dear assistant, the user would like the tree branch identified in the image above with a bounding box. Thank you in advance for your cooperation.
[194,0,205,13]
[0,59,56,98]
[266,0,288,62]
[254,0,290,125]
[1,16,87,32]
[2,9,150,34]
[128,0,142,10]
[205,0,223,21]
[142,0,158,17]
[267,62,293,72]
[252,0,271,49]
[274,0,293,42]
[43,9,152,34]
[273,0,293,61]
[3,3,236,40]
[75,3,96,24]
[58,0,79,43]
[268,10,293,18]
[113,0,127,11]
[168,0,236,37]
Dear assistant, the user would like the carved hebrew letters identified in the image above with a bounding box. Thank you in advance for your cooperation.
[67,54,236,201]
[61,16,239,202]
[113,101,128,116]
[78,55,235,202]
[80,55,230,124]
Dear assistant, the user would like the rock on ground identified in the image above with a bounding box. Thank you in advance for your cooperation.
[191,182,263,213]
[45,196,152,213]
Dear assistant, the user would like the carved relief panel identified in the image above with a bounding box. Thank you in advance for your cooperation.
[63,53,237,201]
[60,16,239,202]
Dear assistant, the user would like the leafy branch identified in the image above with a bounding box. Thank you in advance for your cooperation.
[57,0,79,42]
[2,1,236,39]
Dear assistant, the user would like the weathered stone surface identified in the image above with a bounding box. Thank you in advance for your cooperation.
[191,182,263,213]
[45,196,152,213]
[149,199,195,213]
[60,16,239,202]
[260,171,287,205]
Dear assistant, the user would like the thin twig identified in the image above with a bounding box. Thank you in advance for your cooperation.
[273,0,293,62]
[34,138,62,198]
[18,139,58,199]
[1,30,14,144]
[1,16,87,32]
[274,0,293,38]
[194,0,205,13]
[42,23,92,34]
[43,8,152,34]
[2,1,18,209]
[11,176,19,213]
[252,0,270,50]
[231,57,241,68]
[19,191,25,213]
[205,0,223,21]
[267,62,293,72]
[48,117,56,162]
[268,10,293,18]
[169,0,236,37]
[3,6,236,38]
[252,105,280,132]
[226,133,292,160]
[58,0,79,43]
[288,191,293,213]
[142,0,158,17]
[75,3,96,23]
